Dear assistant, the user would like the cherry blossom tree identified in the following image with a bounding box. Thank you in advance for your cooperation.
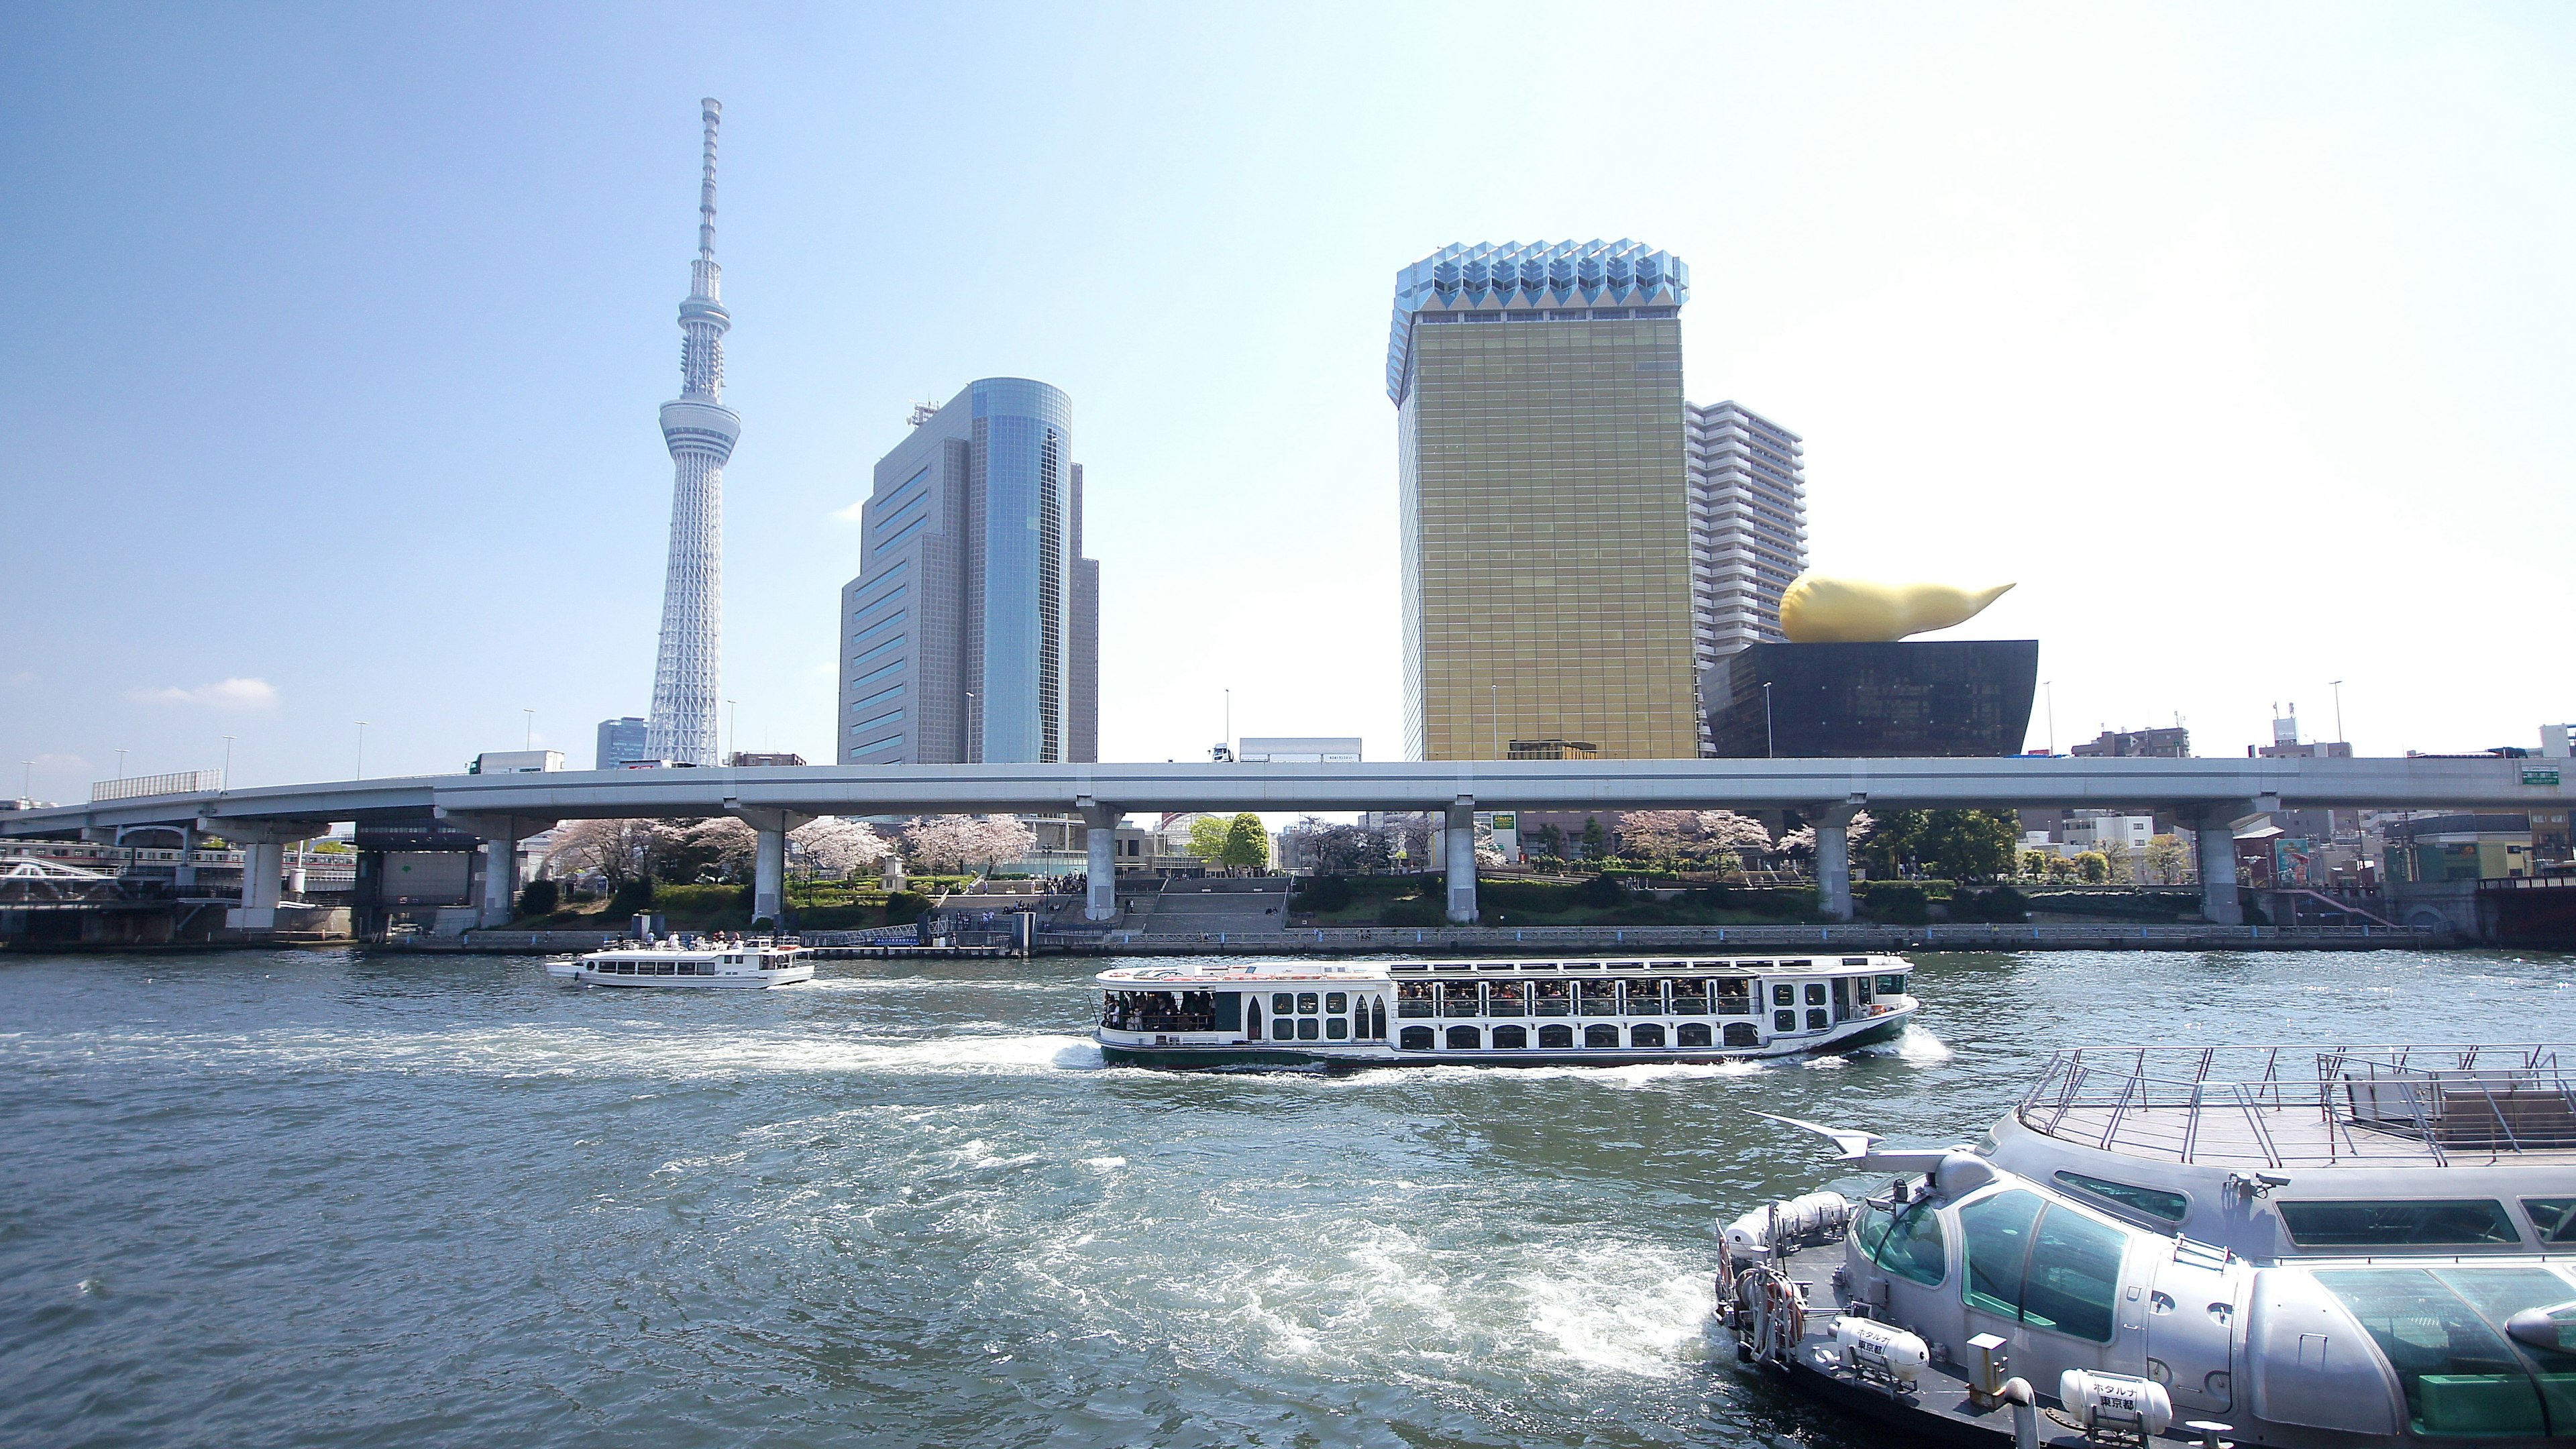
[794,817,892,878]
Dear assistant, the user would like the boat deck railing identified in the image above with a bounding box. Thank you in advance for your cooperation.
[2016,1044,2576,1167]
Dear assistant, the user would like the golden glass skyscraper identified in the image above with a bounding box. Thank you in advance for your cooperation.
[1389,240,1699,760]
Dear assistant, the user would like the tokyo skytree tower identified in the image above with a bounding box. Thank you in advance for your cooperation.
[645,98,739,767]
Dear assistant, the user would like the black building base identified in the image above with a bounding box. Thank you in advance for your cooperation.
[1703,641,2039,758]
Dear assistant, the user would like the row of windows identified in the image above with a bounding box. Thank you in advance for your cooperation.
[871,514,930,556]
[1398,1022,1756,1050]
[852,607,907,647]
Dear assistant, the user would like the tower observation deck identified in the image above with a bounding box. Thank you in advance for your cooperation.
[646,98,740,767]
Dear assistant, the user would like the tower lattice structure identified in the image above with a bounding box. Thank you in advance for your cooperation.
[646,98,740,767]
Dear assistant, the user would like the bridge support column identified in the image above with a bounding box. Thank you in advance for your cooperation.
[173,825,201,892]
[753,826,786,927]
[717,806,811,931]
[1808,798,1867,922]
[434,812,559,930]
[1444,798,1477,924]
[480,834,519,928]
[1081,805,1120,922]
[241,841,284,911]
[2194,806,2253,926]
[200,818,330,930]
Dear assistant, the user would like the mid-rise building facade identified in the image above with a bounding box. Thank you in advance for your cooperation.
[1388,239,1697,760]
[838,378,1099,765]
[1684,400,1807,693]
[595,716,649,770]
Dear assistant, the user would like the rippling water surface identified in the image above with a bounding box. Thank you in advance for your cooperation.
[5,946,2573,1448]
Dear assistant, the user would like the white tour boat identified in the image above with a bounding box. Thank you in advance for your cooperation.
[1719,1043,2576,1448]
[1095,953,1919,1069]
[545,936,814,989]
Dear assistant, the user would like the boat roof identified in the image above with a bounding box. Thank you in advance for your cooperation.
[1095,953,1907,986]
[2014,1044,2576,1169]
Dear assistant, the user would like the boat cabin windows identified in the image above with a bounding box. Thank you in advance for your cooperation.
[1577,981,1619,1016]
[1397,982,1435,1018]
[2054,1171,2191,1224]
[1713,978,1753,1014]
[1533,981,1572,1016]
[1856,1198,1948,1287]
[1486,981,1526,1016]
[1875,973,1908,996]
[1960,1188,2123,1343]
[1623,981,1664,1016]
[1399,1026,1433,1051]
[2312,1267,2570,1438]
[1102,990,1218,1033]
[1670,979,1709,1014]
[2523,1199,2576,1244]
[1493,1024,1527,1048]
[1539,1024,1573,1048]
[2277,1199,2524,1249]
[1440,981,1481,1017]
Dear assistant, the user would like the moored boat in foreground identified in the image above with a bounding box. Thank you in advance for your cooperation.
[1095,953,1917,1069]
[546,936,814,988]
[1718,1043,2576,1447]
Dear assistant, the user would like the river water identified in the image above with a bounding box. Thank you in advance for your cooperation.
[3,946,2573,1448]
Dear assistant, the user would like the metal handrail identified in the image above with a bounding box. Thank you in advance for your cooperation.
[2016,1044,2575,1164]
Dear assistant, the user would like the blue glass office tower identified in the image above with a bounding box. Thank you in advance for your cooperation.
[839,379,1099,764]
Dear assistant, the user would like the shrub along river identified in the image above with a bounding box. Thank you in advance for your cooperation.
[3,945,2572,1448]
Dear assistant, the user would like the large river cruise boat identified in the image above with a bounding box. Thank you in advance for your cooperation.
[546,936,814,989]
[1094,954,1917,1069]
[1718,1044,2576,1448]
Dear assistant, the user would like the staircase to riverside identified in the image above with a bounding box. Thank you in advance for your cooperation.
[1122,876,1293,936]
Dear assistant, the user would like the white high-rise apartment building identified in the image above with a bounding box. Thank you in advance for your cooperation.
[1684,400,1807,750]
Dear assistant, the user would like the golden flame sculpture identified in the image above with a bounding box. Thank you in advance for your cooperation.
[1778,574,2015,644]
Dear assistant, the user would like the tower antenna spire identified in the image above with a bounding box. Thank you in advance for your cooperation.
[696,97,720,268]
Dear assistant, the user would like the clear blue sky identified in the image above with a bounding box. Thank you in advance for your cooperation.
[5,3,2572,801]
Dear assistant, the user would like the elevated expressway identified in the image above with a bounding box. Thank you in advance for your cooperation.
[5,755,2563,930]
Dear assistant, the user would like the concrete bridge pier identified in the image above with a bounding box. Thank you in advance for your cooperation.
[2194,802,2263,926]
[201,817,332,929]
[724,807,812,928]
[172,824,201,892]
[437,812,557,928]
[1444,798,1477,924]
[1809,798,1867,922]
[1080,804,1120,922]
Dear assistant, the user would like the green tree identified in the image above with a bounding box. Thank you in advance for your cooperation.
[2019,848,2053,879]
[1920,810,2022,882]
[1579,816,1607,860]
[516,878,559,918]
[1859,809,1929,875]
[1220,812,1270,869]
[1186,814,1232,862]
[2074,851,2110,883]
[1536,822,1566,859]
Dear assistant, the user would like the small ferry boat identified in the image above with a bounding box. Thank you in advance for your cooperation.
[545,936,814,988]
[1719,1044,2576,1448]
[1094,953,1917,1069]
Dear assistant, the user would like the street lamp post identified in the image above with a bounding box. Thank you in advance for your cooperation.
[115,748,127,780]
[1762,682,1774,759]
[222,735,234,785]
[523,709,535,751]
[964,692,979,764]
[2330,680,2346,746]
[2042,680,2056,754]
[356,722,368,780]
